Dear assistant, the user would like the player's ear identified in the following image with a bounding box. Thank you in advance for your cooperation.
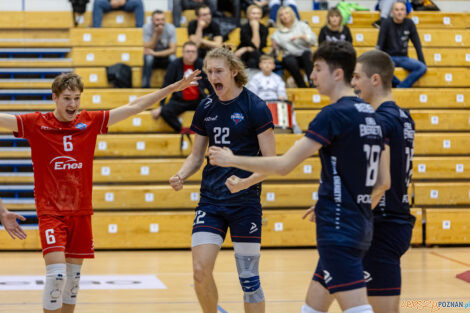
[371,73,381,87]
[333,67,344,82]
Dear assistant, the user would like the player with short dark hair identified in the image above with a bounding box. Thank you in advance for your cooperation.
[0,71,201,313]
[352,49,415,313]
[169,47,275,313]
[208,41,391,313]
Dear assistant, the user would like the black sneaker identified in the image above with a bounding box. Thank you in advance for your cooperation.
[372,18,382,28]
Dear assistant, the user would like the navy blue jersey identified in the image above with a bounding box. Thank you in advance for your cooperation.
[191,87,274,206]
[305,97,383,250]
[374,101,415,226]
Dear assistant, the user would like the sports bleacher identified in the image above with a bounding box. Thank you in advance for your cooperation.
[0,9,468,249]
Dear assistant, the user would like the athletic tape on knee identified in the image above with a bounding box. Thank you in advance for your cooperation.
[235,254,264,303]
[343,304,374,313]
[301,304,327,313]
[43,263,66,310]
[62,263,82,305]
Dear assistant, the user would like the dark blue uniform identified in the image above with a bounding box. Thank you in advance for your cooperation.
[190,88,274,243]
[363,101,416,296]
[305,97,383,294]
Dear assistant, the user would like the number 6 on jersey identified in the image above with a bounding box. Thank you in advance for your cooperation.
[63,135,73,151]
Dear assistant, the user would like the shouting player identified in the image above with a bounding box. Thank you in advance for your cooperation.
[0,70,200,313]
[208,41,390,313]
[352,50,415,313]
[169,47,275,313]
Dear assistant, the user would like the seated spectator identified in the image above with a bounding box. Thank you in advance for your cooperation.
[242,0,269,17]
[271,6,316,88]
[172,0,218,27]
[142,10,177,88]
[151,42,212,133]
[377,1,427,88]
[235,4,268,70]
[217,0,241,22]
[318,7,353,45]
[92,0,144,27]
[188,4,223,59]
[268,0,300,26]
[373,0,397,27]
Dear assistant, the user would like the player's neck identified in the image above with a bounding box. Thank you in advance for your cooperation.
[219,85,243,102]
[328,83,356,103]
[370,91,394,110]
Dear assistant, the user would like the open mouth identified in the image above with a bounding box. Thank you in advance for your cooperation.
[65,109,77,116]
[353,89,361,95]
[214,83,223,91]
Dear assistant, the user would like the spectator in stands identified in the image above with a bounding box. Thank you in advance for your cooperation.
[151,42,212,133]
[373,0,397,28]
[242,0,270,17]
[318,7,353,45]
[271,6,316,88]
[268,0,300,26]
[172,0,218,27]
[92,0,144,28]
[235,4,268,70]
[188,4,223,59]
[217,0,242,23]
[142,10,177,88]
[377,0,427,88]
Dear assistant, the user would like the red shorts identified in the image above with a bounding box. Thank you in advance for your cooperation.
[38,215,94,259]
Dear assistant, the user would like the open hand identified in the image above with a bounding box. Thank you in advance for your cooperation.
[302,205,316,223]
[208,146,234,167]
[0,209,27,240]
[174,69,202,91]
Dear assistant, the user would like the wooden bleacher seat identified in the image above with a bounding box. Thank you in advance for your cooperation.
[75,67,164,88]
[413,157,470,180]
[0,12,73,29]
[425,208,470,244]
[0,30,71,48]
[71,47,143,66]
[415,133,470,155]
[0,48,72,68]
[70,28,142,47]
[414,182,470,205]
[0,67,73,89]
[410,208,423,244]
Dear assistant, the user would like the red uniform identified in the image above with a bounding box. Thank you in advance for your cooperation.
[15,110,109,257]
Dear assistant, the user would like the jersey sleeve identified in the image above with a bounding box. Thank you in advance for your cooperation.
[14,112,39,140]
[250,99,274,134]
[86,110,110,135]
[190,99,209,136]
[375,112,393,146]
[305,106,342,146]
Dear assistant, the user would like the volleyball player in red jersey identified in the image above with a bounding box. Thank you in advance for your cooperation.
[0,71,200,313]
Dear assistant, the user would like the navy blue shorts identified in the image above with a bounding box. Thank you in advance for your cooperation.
[363,221,413,296]
[192,203,262,243]
[313,244,368,294]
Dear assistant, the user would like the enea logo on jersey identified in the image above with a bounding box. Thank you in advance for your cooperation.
[231,113,244,125]
[75,123,87,130]
[50,156,83,170]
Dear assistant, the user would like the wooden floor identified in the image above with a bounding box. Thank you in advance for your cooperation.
[0,247,469,313]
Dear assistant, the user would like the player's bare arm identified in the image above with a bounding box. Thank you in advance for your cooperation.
[209,136,322,176]
[224,128,276,193]
[108,69,201,126]
[371,144,391,208]
[0,200,26,240]
[170,134,209,191]
[0,113,19,132]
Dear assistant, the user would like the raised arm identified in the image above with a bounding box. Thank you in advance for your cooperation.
[169,134,209,191]
[108,69,201,126]
[0,113,18,132]
[209,136,321,176]
[225,128,276,193]
[371,144,391,208]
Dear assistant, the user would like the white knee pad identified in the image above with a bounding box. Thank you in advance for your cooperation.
[344,304,374,313]
[235,253,264,303]
[43,263,66,311]
[62,263,82,305]
[301,304,327,313]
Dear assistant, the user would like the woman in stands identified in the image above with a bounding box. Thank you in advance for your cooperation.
[271,6,317,88]
[169,47,275,313]
[318,7,353,45]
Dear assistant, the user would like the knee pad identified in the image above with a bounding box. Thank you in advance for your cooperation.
[344,304,374,313]
[43,263,66,311]
[301,304,327,313]
[62,263,82,305]
[235,254,264,303]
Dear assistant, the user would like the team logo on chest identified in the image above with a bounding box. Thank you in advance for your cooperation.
[231,113,244,125]
[75,123,87,130]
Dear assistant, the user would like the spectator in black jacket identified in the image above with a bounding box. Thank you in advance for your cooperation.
[188,4,223,59]
[318,7,353,45]
[235,4,268,69]
[151,41,212,133]
[172,0,218,27]
[377,1,427,88]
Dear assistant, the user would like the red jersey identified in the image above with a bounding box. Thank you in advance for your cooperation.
[182,64,200,101]
[15,110,109,217]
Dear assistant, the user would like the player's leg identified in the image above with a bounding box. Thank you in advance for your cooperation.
[363,222,413,313]
[39,216,68,313]
[192,206,227,313]
[315,245,373,312]
[302,262,334,313]
[61,215,95,313]
[229,207,264,313]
